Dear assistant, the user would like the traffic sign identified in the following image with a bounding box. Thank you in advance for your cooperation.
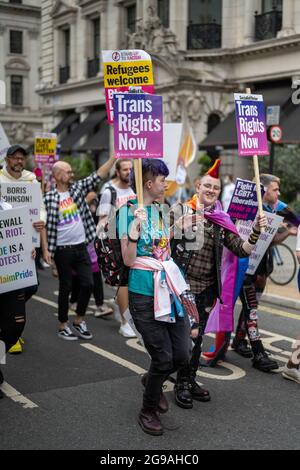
[266,106,280,126]
[269,125,282,143]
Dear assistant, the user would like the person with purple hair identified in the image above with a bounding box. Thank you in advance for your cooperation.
[118,159,199,436]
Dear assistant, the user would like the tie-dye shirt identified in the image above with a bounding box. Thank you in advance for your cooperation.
[56,191,86,246]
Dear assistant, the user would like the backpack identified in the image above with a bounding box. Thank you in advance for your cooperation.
[94,201,131,287]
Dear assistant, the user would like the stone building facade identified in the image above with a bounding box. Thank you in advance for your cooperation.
[2,0,300,177]
[0,0,41,147]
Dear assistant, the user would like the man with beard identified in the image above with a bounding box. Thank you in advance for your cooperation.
[97,159,136,338]
[44,157,115,340]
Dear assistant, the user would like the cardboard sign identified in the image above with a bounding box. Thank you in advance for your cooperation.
[236,212,283,275]
[102,49,154,124]
[0,123,10,166]
[234,93,269,156]
[0,206,37,293]
[34,133,57,156]
[113,93,163,158]
[227,178,265,221]
[0,182,41,247]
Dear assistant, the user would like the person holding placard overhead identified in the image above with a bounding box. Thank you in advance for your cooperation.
[44,156,115,341]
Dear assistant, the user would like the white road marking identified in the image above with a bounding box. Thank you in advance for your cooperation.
[1,382,38,409]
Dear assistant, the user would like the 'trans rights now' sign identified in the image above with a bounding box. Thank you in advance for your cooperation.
[113,93,163,158]
[234,93,269,157]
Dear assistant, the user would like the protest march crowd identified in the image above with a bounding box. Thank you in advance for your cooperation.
[0,49,300,438]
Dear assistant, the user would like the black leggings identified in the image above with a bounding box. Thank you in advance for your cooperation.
[0,289,26,352]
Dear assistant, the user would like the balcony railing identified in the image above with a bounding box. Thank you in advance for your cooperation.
[59,65,70,84]
[255,8,282,41]
[187,22,222,50]
[87,57,100,78]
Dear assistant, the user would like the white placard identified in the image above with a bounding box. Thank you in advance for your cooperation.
[163,123,183,181]
[236,212,283,275]
[0,182,41,247]
[0,206,37,293]
[0,123,10,166]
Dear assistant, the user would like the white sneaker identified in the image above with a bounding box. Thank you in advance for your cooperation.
[119,322,137,338]
[58,326,78,341]
[94,304,113,318]
[282,365,300,384]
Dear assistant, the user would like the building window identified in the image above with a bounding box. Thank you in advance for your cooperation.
[187,0,222,49]
[262,0,282,13]
[11,75,23,106]
[158,0,169,28]
[207,113,221,134]
[87,18,100,78]
[126,4,136,33]
[10,30,23,54]
[59,29,70,84]
[255,0,282,41]
[9,0,22,3]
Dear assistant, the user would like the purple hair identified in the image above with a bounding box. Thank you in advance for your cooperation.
[130,159,169,192]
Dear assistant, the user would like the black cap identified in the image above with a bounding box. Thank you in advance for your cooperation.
[6,145,28,157]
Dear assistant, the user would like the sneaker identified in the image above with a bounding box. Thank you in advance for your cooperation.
[252,352,279,372]
[8,338,24,354]
[94,304,113,318]
[232,338,253,358]
[119,322,136,338]
[58,326,78,341]
[73,321,93,340]
[282,365,300,384]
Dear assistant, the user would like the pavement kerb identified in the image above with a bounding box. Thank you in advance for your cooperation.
[261,293,300,311]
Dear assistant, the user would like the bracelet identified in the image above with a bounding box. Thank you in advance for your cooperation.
[252,226,261,235]
[128,233,139,243]
[248,232,260,245]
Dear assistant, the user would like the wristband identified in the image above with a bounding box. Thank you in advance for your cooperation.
[128,233,139,243]
[252,226,261,235]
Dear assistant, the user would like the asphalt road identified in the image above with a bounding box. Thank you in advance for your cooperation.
[0,268,300,451]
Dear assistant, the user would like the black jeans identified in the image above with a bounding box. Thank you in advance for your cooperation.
[177,286,217,383]
[0,289,26,352]
[71,271,104,307]
[129,292,191,410]
[54,244,94,323]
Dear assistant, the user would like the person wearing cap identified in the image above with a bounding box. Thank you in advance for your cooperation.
[171,159,267,409]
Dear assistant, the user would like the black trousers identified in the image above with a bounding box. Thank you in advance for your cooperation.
[54,244,94,323]
[70,271,104,307]
[129,292,191,410]
[0,289,26,352]
[177,286,217,382]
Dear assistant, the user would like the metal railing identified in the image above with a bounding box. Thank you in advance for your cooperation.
[255,8,282,41]
[87,57,100,78]
[187,22,222,50]
[59,65,70,84]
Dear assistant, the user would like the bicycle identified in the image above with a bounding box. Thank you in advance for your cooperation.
[269,243,297,286]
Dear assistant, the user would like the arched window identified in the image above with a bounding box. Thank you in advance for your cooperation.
[207,113,221,134]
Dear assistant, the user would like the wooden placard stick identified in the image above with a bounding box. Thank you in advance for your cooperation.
[246,87,265,232]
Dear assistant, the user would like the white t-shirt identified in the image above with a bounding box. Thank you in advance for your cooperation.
[97,184,135,217]
[296,226,300,251]
[56,191,86,246]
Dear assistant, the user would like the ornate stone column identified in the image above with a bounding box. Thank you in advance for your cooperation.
[278,0,295,37]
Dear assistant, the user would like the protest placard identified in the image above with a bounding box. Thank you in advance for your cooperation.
[34,132,57,157]
[236,212,283,275]
[234,93,269,157]
[102,49,154,124]
[0,182,41,247]
[0,123,10,166]
[162,123,183,181]
[0,206,37,293]
[113,93,163,159]
[227,178,265,221]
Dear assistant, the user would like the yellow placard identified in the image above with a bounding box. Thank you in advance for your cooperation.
[34,138,57,156]
[104,61,153,88]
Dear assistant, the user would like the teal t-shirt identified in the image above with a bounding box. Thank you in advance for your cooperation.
[118,200,171,296]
